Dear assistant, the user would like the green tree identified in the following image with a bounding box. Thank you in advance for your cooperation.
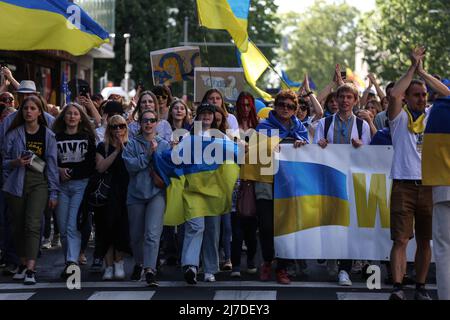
[359,0,450,81]
[279,0,359,91]
[94,0,280,97]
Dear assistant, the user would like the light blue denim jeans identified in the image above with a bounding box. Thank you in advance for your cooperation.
[202,216,221,274]
[56,178,88,264]
[181,215,220,274]
[128,192,165,271]
[181,217,204,269]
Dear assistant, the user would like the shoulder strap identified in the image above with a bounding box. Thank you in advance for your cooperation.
[356,117,363,140]
[324,115,333,140]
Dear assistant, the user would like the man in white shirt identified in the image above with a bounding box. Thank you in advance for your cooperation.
[314,83,371,286]
[387,47,450,300]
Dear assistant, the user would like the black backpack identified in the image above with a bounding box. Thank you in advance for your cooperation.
[324,115,363,141]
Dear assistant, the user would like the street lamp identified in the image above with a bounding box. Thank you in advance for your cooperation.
[123,33,132,96]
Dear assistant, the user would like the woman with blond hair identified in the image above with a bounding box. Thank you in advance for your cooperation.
[94,115,131,280]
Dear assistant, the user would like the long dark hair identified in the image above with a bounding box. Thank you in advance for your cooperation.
[7,95,47,133]
[236,91,258,129]
[202,88,228,117]
[132,91,159,121]
[52,103,96,140]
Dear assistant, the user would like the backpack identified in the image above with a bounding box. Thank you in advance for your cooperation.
[324,115,363,141]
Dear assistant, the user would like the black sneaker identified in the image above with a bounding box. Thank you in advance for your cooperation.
[414,288,432,300]
[389,289,406,300]
[145,270,159,287]
[24,269,36,285]
[184,265,197,285]
[89,258,103,273]
[131,264,143,281]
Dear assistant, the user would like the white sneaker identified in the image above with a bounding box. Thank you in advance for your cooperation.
[114,261,125,280]
[102,266,114,280]
[41,238,52,249]
[12,265,27,280]
[204,273,216,282]
[338,270,352,286]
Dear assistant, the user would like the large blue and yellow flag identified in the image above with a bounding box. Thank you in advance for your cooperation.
[0,0,109,55]
[196,0,250,52]
[154,136,240,226]
[422,96,450,186]
[237,41,273,101]
[274,153,350,237]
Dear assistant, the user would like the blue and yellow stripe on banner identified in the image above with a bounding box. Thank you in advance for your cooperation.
[423,97,450,186]
[0,0,109,56]
[154,136,240,226]
[274,161,350,236]
[196,0,250,52]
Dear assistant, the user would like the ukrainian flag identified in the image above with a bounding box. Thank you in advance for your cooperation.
[196,0,250,52]
[422,97,450,186]
[0,0,109,56]
[274,160,350,236]
[154,136,240,226]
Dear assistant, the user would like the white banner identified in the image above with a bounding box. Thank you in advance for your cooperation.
[274,144,421,261]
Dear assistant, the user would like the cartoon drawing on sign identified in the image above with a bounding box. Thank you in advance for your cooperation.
[200,75,239,101]
[153,51,200,85]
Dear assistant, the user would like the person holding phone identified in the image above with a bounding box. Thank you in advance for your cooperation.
[52,103,96,278]
[2,95,59,285]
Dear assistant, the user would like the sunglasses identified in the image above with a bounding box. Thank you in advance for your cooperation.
[276,102,297,110]
[1,97,14,102]
[157,95,168,100]
[141,118,157,124]
[299,105,308,111]
[109,124,127,130]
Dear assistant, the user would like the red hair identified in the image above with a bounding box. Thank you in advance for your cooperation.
[236,92,258,129]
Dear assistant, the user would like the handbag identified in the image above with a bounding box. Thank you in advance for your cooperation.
[87,171,112,207]
[150,167,165,189]
[237,180,256,217]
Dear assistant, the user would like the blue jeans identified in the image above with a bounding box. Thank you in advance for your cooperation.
[128,193,165,271]
[181,215,221,274]
[221,213,232,261]
[202,216,221,274]
[56,179,88,264]
[181,217,204,269]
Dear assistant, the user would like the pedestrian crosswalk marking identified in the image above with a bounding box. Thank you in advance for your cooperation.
[88,291,155,300]
[0,281,436,290]
[0,292,35,300]
[214,290,277,300]
[336,292,391,300]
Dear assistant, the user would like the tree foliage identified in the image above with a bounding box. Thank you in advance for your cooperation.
[94,0,280,96]
[279,0,359,91]
[359,0,450,82]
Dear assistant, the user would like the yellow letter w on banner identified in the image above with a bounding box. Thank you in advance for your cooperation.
[352,173,390,228]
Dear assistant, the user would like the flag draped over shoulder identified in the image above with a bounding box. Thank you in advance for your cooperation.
[0,0,109,55]
[422,97,450,186]
[154,136,240,226]
[196,0,250,52]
